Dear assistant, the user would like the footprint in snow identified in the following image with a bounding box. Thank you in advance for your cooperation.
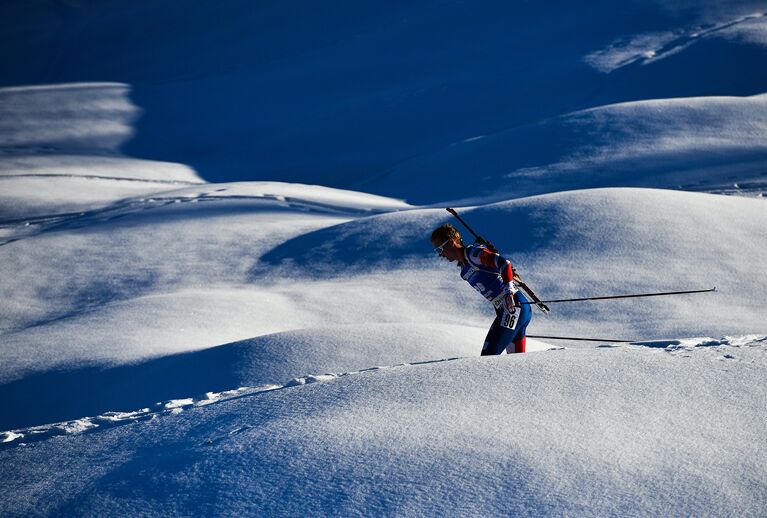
[206,425,251,445]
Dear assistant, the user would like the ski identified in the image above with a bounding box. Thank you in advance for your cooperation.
[528,334,633,343]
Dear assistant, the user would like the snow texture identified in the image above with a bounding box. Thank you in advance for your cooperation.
[1,338,765,516]
[1,0,766,516]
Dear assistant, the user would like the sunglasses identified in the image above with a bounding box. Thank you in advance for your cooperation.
[434,238,451,255]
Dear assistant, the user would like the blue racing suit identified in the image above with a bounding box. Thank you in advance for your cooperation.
[459,244,532,355]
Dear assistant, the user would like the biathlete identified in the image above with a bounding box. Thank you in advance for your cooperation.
[430,223,531,355]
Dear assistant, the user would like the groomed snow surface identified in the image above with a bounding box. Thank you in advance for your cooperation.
[2,0,767,516]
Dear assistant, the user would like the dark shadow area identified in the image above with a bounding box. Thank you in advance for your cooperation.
[257,202,558,278]
[0,340,253,431]
[0,322,476,431]
[118,0,627,185]
[4,1,764,190]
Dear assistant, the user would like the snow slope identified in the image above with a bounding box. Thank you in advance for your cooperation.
[2,338,765,516]
[2,0,767,516]
[365,94,767,204]
[262,188,767,340]
[1,186,764,431]
[0,83,204,220]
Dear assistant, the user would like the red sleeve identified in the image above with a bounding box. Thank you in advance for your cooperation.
[478,249,514,282]
[500,262,513,283]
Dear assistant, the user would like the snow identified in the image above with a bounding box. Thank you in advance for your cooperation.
[0,83,137,150]
[0,81,203,220]
[1,0,767,515]
[364,94,767,204]
[584,12,767,73]
[1,339,765,516]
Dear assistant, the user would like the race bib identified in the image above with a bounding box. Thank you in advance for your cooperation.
[501,309,518,330]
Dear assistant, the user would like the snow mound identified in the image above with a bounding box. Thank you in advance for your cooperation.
[365,94,767,204]
[1,337,764,516]
[0,323,479,430]
[3,187,764,402]
[0,323,557,437]
[265,187,767,340]
[0,166,199,222]
[0,82,204,219]
[0,181,409,334]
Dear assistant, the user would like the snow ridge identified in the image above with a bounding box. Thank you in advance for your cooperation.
[3,335,763,449]
[0,355,467,448]
[0,187,403,247]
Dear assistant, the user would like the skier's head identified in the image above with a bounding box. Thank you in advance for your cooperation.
[431,224,462,246]
[431,224,464,263]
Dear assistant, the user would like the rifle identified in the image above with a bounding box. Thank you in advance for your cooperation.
[445,208,550,313]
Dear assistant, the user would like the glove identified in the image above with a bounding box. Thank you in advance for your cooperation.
[500,291,519,330]
[501,290,517,314]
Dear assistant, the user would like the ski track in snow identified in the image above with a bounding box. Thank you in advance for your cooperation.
[0,172,200,185]
[2,335,763,449]
[0,355,467,448]
[0,190,398,247]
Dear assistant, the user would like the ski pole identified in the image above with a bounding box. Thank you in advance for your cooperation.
[528,335,634,343]
[519,287,716,305]
[445,208,550,313]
